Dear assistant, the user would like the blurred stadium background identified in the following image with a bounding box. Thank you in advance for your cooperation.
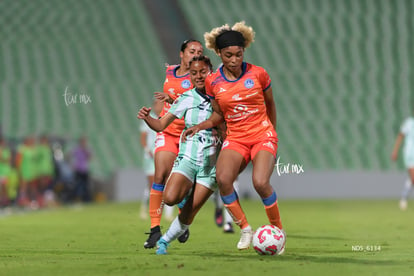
[1,0,412,201]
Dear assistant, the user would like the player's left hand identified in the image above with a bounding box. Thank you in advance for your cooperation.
[182,126,199,142]
[154,92,172,103]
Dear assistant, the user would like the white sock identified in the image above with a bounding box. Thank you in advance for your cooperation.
[162,217,189,243]
[224,207,233,224]
[401,178,413,200]
[164,204,174,217]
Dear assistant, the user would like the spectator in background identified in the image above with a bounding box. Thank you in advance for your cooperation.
[37,134,56,206]
[16,136,38,208]
[71,136,92,202]
[391,114,414,210]
[6,156,20,206]
[0,137,12,206]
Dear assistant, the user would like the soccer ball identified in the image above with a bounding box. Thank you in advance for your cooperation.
[252,225,286,256]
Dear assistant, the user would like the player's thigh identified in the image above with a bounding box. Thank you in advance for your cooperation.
[163,172,193,205]
[153,150,176,183]
[216,148,246,187]
[251,150,276,196]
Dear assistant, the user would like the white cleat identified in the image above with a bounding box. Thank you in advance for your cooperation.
[237,226,253,250]
[399,199,408,211]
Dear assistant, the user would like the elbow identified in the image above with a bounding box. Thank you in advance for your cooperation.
[152,126,163,132]
[153,124,167,132]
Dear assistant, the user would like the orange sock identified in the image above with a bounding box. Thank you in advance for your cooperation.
[265,201,283,229]
[149,183,164,228]
[224,200,249,229]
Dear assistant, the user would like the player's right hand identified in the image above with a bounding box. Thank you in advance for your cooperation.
[137,107,151,119]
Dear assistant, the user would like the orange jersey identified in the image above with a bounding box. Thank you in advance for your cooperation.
[206,62,276,142]
[159,65,193,137]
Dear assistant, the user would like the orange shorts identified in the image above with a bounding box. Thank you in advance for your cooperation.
[221,137,278,163]
[154,132,180,155]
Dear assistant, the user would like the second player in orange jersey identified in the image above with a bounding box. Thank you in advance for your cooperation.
[143,39,203,249]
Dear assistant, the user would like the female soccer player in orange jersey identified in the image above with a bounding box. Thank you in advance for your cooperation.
[183,22,285,252]
[143,39,203,249]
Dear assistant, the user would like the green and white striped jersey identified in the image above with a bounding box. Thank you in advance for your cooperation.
[169,88,221,167]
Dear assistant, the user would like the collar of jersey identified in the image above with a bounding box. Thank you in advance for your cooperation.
[219,62,247,82]
[195,88,210,102]
[173,65,190,78]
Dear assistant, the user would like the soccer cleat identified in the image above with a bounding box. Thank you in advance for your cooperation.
[177,229,190,243]
[237,227,253,250]
[223,222,234,233]
[156,238,169,255]
[144,226,162,249]
[399,199,408,211]
[215,208,223,227]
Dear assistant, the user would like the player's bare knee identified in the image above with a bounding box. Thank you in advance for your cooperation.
[216,174,235,190]
[163,194,177,206]
[253,180,271,196]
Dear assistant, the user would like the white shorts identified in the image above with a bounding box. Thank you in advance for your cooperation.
[171,157,217,191]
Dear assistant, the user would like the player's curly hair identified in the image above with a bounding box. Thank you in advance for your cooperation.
[204,21,255,54]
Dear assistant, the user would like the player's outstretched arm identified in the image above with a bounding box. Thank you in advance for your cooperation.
[137,107,176,132]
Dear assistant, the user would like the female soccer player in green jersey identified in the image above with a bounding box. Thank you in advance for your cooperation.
[137,56,222,254]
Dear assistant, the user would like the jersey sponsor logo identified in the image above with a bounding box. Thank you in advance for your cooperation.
[232,94,242,101]
[228,104,259,121]
[182,79,191,89]
[233,104,248,113]
[244,79,254,89]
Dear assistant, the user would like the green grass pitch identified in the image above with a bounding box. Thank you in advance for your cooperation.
[0,199,412,275]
